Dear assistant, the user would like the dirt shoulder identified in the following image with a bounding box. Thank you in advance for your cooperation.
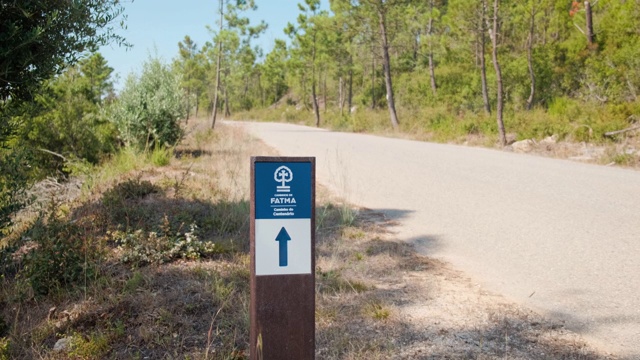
[313,200,617,359]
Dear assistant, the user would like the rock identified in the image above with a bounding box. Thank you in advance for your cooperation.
[540,134,559,145]
[506,133,517,145]
[53,337,73,352]
[512,139,535,153]
[350,106,358,114]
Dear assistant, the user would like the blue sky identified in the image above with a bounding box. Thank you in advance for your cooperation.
[99,0,329,89]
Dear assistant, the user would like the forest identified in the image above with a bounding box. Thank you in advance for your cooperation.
[174,0,640,147]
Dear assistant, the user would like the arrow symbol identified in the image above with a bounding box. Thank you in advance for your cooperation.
[275,227,291,267]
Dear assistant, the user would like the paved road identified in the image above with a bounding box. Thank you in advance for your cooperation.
[232,120,640,358]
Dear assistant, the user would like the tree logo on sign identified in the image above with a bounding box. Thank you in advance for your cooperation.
[274,166,293,192]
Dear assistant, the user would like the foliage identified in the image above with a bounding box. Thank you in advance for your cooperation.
[0,337,7,360]
[0,148,32,236]
[174,36,207,119]
[0,0,128,104]
[20,201,103,296]
[113,216,221,267]
[110,56,184,149]
[150,145,172,167]
[14,53,118,177]
[68,332,110,359]
[196,0,640,145]
[200,0,267,118]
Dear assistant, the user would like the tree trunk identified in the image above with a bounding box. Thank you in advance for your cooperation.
[339,77,343,114]
[585,1,594,46]
[525,2,536,110]
[348,67,353,113]
[378,7,400,129]
[185,88,190,124]
[195,91,200,118]
[210,0,223,129]
[490,0,506,146]
[427,0,437,96]
[480,0,491,115]
[224,84,230,117]
[323,71,327,113]
[311,32,320,127]
[371,54,376,109]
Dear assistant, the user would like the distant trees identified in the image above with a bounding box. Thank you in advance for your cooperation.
[204,0,266,128]
[286,0,325,127]
[163,0,640,143]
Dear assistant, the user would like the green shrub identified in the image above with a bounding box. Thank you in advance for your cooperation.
[0,148,32,236]
[21,202,103,296]
[150,145,172,167]
[109,56,184,149]
[68,332,109,359]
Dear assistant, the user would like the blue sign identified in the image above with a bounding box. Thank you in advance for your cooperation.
[255,162,312,220]
[254,160,313,276]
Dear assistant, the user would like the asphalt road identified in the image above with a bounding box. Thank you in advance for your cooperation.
[232,120,640,358]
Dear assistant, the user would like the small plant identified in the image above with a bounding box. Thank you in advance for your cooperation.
[103,178,160,202]
[68,332,109,359]
[339,204,357,227]
[0,337,9,360]
[365,301,390,321]
[114,215,222,267]
[318,269,368,294]
[123,271,145,293]
[150,145,172,167]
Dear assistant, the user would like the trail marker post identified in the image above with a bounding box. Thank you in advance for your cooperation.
[250,156,315,360]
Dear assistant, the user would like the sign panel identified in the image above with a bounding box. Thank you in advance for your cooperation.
[250,157,315,360]
[254,161,312,276]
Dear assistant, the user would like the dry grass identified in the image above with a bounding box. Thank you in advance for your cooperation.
[0,117,619,359]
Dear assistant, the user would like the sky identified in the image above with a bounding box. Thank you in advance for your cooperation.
[99,0,329,90]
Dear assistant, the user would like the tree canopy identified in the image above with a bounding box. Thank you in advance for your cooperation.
[0,0,128,103]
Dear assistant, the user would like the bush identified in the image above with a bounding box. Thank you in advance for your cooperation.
[112,215,221,267]
[0,148,32,236]
[110,56,184,149]
[21,201,103,296]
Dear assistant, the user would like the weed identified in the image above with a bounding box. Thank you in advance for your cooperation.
[150,146,172,167]
[339,204,357,227]
[365,301,390,321]
[342,227,365,240]
[0,338,8,360]
[113,216,222,267]
[68,332,109,359]
[20,200,103,296]
[123,271,145,293]
[318,269,368,294]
